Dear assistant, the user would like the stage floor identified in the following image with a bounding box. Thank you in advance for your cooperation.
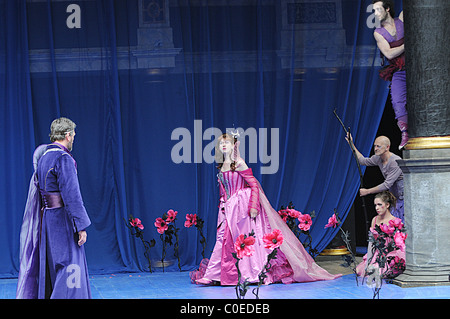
[2,270,450,299]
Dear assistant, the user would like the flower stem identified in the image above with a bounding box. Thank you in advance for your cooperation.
[252,249,277,299]
[339,227,359,286]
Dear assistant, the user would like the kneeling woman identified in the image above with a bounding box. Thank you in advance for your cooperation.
[193,133,341,285]
[356,191,406,278]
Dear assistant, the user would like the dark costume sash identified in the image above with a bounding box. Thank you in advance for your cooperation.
[40,191,64,209]
[376,18,406,82]
[379,38,406,81]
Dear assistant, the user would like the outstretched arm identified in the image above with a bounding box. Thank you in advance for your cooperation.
[360,186,382,197]
[346,133,380,197]
[345,133,364,160]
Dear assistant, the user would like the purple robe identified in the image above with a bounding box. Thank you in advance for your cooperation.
[17,143,91,299]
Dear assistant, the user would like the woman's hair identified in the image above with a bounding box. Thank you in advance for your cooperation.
[49,117,76,142]
[215,133,237,171]
[372,0,396,18]
[375,191,397,211]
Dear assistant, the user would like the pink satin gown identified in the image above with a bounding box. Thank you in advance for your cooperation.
[193,168,341,285]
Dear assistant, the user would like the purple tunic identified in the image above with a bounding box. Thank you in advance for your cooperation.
[375,18,404,44]
[375,18,407,121]
[17,143,91,299]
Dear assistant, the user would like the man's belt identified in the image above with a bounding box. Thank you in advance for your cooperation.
[40,191,64,209]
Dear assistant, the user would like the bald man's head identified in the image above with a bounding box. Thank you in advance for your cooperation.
[375,136,391,147]
[374,136,391,156]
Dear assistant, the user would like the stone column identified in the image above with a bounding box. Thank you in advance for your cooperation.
[393,0,450,287]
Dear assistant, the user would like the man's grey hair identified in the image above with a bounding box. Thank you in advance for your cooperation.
[49,117,76,142]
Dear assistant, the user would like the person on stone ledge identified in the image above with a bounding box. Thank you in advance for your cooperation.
[372,0,408,149]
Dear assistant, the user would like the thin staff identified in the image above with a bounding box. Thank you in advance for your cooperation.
[333,109,369,238]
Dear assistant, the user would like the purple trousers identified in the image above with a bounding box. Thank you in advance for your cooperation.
[390,70,407,121]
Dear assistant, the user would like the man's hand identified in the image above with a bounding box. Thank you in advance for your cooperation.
[345,132,353,145]
[345,132,364,159]
[359,188,370,197]
[78,230,87,246]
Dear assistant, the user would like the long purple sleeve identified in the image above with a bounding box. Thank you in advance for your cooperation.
[55,154,91,232]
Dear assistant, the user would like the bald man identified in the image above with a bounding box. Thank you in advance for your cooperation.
[346,134,404,221]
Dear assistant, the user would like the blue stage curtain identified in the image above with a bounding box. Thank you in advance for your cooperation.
[0,0,36,277]
[0,0,400,276]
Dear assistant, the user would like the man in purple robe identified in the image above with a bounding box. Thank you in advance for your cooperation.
[16,117,91,299]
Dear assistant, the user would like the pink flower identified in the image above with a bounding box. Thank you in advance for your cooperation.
[154,217,168,234]
[325,214,339,228]
[130,218,144,230]
[389,256,403,267]
[394,231,407,251]
[389,218,403,230]
[234,234,256,259]
[287,209,301,219]
[389,256,400,267]
[380,223,395,235]
[263,229,284,250]
[166,209,178,223]
[298,214,312,231]
[277,209,289,222]
[184,213,197,228]
[389,256,406,275]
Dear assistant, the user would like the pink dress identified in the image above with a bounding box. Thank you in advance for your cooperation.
[356,216,406,278]
[192,168,341,285]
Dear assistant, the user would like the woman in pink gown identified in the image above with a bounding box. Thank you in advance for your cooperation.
[193,133,341,285]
